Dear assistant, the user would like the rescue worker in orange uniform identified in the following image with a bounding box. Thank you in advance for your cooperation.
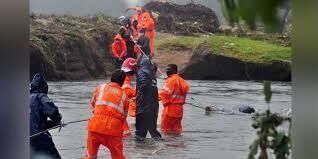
[159,64,190,135]
[121,58,138,136]
[112,33,127,69]
[121,58,138,117]
[83,70,128,159]
[132,7,155,57]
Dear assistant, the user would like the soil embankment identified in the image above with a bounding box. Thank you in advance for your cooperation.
[153,33,291,81]
[152,33,193,71]
[30,2,291,81]
[144,1,220,35]
[30,14,119,81]
[179,44,291,81]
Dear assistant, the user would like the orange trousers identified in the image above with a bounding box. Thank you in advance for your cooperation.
[146,30,155,57]
[160,115,183,134]
[123,120,131,137]
[83,131,125,159]
[128,102,136,117]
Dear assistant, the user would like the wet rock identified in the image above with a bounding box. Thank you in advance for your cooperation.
[238,105,255,114]
[180,44,291,81]
[144,1,220,35]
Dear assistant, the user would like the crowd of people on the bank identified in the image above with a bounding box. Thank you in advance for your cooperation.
[111,6,156,69]
[30,6,190,159]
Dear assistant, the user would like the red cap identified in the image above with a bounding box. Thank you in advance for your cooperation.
[121,58,137,72]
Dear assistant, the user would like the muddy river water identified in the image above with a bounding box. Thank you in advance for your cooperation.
[48,80,291,159]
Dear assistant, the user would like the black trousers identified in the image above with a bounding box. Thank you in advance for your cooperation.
[30,133,61,159]
[135,109,162,138]
[126,41,136,59]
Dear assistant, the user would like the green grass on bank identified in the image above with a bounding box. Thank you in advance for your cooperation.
[154,35,291,64]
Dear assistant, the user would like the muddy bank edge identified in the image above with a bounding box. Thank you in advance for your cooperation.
[180,44,291,81]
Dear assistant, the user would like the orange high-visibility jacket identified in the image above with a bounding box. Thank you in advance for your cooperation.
[143,12,155,31]
[132,12,155,31]
[159,74,190,117]
[132,27,140,41]
[122,75,137,117]
[111,34,127,59]
[122,75,136,99]
[88,82,129,137]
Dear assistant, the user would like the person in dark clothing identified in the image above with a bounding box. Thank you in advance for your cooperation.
[137,28,151,57]
[120,17,136,59]
[30,73,62,159]
[135,54,162,141]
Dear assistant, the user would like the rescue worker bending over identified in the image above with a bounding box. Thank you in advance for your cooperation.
[112,33,127,69]
[83,70,128,159]
[30,73,62,159]
[121,58,138,136]
[159,64,189,135]
[135,54,162,141]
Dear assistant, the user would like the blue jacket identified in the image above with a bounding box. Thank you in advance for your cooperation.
[30,73,62,136]
[136,55,159,115]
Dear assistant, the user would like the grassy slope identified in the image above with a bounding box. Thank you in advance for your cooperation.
[154,35,291,64]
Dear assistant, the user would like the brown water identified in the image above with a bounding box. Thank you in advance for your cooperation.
[48,80,291,159]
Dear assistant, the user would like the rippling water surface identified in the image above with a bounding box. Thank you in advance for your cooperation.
[48,80,291,159]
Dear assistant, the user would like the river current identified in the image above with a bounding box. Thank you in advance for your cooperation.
[48,79,291,159]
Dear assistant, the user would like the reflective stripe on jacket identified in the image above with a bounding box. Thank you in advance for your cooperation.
[159,74,189,117]
[88,82,129,137]
[159,74,189,106]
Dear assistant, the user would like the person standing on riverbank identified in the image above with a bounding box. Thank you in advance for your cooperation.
[159,64,189,135]
[112,33,127,69]
[135,54,162,141]
[83,70,128,159]
[30,73,62,159]
[136,28,151,57]
[119,17,136,59]
[132,19,141,57]
[132,7,155,57]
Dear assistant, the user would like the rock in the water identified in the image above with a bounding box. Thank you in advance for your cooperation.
[144,1,220,35]
[238,105,255,114]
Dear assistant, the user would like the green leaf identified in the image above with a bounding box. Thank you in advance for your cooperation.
[272,132,290,159]
[248,139,259,159]
[263,81,272,104]
[219,0,287,32]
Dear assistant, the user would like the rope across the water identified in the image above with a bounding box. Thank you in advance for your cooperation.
[187,97,217,112]
[30,119,89,138]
